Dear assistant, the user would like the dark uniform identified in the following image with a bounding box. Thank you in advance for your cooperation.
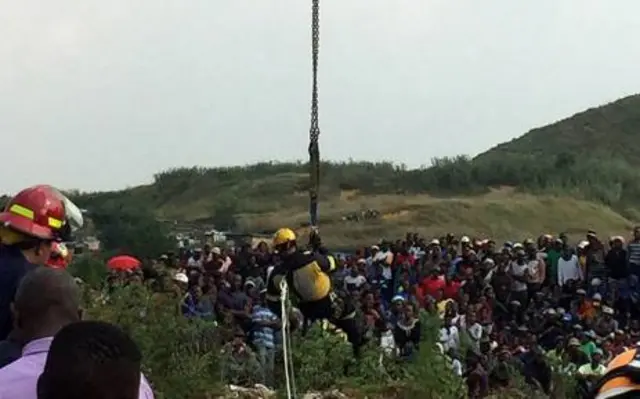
[266,249,362,352]
[0,245,37,341]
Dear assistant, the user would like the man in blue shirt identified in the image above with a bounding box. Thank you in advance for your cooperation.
[251,291,280,387]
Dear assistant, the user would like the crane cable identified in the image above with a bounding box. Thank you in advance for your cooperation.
[308,0,321,228]
[277,4,322,398]
[280,279,297,399]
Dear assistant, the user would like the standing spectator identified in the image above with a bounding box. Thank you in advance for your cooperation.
[526,244,545,296]
[508,249,530,307]
[558,246,582,287]
[187,248,203,269]
[545,238,563,286]
[585,231,607,285]
[606,236,629,291]
[627,227,640,278]
[250,292,279,387]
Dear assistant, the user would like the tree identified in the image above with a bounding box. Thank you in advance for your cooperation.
[88,203,173,259]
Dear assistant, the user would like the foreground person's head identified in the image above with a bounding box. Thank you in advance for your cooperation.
[12,266,81,342]
[37,320,142,399]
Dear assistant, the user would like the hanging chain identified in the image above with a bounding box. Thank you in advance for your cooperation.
[308,0,321,227]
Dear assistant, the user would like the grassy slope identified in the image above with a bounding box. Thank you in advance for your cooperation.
[84,184,634,248]
[74,94,640,246]
[236,188,633,247]
[476,94,640,164]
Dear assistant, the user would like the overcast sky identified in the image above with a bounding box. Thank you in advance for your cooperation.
[2,0,639,193]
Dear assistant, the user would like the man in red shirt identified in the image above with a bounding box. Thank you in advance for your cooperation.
[443,275,462,300]
[395,247,416,268]
[421,268,445,299]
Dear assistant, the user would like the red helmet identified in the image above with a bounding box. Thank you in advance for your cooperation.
[46,242,72,268]
[0,185,70,240]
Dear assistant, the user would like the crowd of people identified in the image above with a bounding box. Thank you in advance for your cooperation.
[137,228,640,398]
[3,185,640,398]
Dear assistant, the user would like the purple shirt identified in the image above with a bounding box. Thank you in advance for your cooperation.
[0,337,154,399]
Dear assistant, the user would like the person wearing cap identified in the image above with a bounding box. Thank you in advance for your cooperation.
[565,337,589,374]
[594,306,618,338]
[387,295,406,325]
[0,185,82,341]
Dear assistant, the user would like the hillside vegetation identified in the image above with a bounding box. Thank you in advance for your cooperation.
[72,94,640,246]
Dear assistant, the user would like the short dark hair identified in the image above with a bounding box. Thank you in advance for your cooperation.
[14,267,81,328]
[37,321,142,399]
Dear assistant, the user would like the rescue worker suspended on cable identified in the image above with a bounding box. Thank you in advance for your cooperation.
[265,227,363,354]
[0,185,83,342]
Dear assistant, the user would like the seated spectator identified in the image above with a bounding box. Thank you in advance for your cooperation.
[576,348,607,396]
[344,266,367,292]
[439,315,460,352]
[394,302,421,358]
[379,321,398,358]
[220,329,262,386]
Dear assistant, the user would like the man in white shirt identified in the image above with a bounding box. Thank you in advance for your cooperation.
[558,249,583,286]
[344,268,367,291]
[509,250,530,304]
[187,248,203,269]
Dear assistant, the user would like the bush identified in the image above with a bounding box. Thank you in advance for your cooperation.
[81,283,469,398]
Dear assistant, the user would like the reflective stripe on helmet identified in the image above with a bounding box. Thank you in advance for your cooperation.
[9,204,63,229]
[9,204,34,220]
[48,217,63,229]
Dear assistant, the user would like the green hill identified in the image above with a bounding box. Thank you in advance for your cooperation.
[476,94,640,165]
[71,94,640,247]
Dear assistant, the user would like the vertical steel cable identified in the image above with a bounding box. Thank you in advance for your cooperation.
[308,0,321,227]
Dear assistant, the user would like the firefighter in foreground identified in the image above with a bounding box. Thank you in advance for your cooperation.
[46,242,73,269]
[0,185,83,341]
[265,227,363,355]
[588,345,640,399]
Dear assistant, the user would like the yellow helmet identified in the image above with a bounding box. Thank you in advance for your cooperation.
[273,228,296,247]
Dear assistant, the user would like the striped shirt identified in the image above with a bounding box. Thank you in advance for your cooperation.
[251,306,278,349]
[628,241,640,268]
